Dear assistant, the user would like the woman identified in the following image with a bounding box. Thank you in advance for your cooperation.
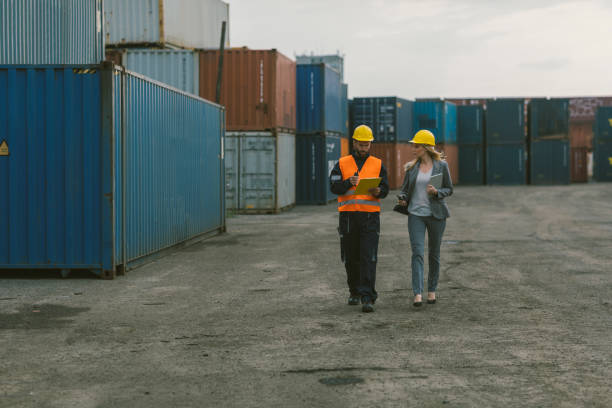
[397,130,453,307]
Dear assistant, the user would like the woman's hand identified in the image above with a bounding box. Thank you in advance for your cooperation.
[427,185,438,196]
[398,199,408,206]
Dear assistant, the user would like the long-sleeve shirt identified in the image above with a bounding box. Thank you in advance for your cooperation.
[329,152,390,199]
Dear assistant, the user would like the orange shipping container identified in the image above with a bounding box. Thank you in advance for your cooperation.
[369,143,416,189]
[199,48,296,131]
[436,143,459,185]
[569,122,593,149]
[341,137,350,157]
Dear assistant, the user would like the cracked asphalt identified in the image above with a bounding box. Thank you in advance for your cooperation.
[1,184,611,407]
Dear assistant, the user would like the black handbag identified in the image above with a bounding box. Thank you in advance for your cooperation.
[393,194,409,215]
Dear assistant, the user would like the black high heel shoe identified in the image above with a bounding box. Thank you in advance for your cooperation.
[427,293,436,304]
[413,295,422,307]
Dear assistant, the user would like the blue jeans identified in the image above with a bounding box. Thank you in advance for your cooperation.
[408,214,446,295]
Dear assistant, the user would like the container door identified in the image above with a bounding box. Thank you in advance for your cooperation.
[594,139,612,181]
[553,140,570,184]
[325,135,342,202]
[596,108,612,141]
[458,145,484,185]
[224,135,239,210]
[296,135,325,205]
[530,141,552,185]
[486,144,526,185]
[277,132,296,209]
[239,135,276,210]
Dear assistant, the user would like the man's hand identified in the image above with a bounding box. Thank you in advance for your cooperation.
[349,175,360,186]
[426,185,438,196]
[369,187,381,197]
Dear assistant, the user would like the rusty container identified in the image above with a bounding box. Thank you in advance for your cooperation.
[570,147,589,182]
[199,49,296,131]
[569,122,593,149]
[341,137,350,157]
[368,143,416,190]
[436,143,459,185]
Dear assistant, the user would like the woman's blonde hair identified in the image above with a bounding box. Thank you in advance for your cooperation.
[404,145,446,171]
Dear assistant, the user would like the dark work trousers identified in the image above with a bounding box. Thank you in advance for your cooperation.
[338,212,380,302]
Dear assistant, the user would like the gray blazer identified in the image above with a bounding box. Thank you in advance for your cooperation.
[400,159,453,219]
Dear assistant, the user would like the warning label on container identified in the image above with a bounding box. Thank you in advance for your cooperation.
[608,118,612,127]
[608,157,612,166]
[0,140,8,156]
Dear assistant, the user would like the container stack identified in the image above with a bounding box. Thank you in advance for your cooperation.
[485,99,527,185]
[414,99,458,184]
[527,99,570,185]
[199,48,297,213]
[351,97,415,189]
[457,106,485,185]
[104,0,229,94]
[295,63,344,204]
[0,2,226,278]
[593,107,612,181]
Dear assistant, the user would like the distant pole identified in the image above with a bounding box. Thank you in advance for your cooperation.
[215,21,227,104]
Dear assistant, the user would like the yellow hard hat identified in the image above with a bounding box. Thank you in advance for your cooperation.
[410,129,436,146]
[352,125,374,142]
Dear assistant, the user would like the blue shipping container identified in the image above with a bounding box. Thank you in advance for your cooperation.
[529,140,570,185]
[458,145,485,185]
[457,106,484,145]
[486,144,527,185]
[297,64,343,135]
[528,98,569,140]
[295,133,341,204]
[486,99,526,144]
[352,97,414,143]
[595,107,612,140]
[0,0,104,64]
[413,101,457,144]
[341,83,349,137]
[593,139,612,181]
[0,64,225,278]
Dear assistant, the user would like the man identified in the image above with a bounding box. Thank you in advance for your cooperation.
[329,125,389,313]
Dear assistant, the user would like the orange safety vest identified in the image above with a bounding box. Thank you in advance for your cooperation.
[338,155,382,212]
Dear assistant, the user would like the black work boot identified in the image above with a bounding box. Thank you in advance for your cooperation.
[348,296,360,306]
[362,301,374,313]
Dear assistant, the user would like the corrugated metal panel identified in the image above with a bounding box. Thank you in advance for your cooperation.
[296,64,343,134]
[296,54,344,81]
[414,101,457,144]
[104,0,230,48]
[528,99,569,140]
[529,140,570,185]
[486,99,526,144]
[458,145,485,185]
[486,144,527,185]
[0,0,104,64]
[199,49,296,131]
[224,131,295,213]
[296,133,341,204]
[0,64,225,277]
[369,143,415,189]
[341,83,349,136]
[593,139,612,181]
[570,147,588,183]
[595,107,612,140]
[569,122,593,148]
[351,97,414,143]
[457,106,484,145]
[106,48,199,94]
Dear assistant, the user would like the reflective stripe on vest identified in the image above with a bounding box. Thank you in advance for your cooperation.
[337,155,382,213]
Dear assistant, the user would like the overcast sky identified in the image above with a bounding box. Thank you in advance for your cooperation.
[227,0,612,99]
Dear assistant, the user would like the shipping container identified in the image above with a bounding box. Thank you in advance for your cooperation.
[570,147,589,183]
[351,97,414,143]
[296,54,344,81]
[341,83,349,136]
[0,64,225,278]
[224,131,295,213]
[458,145,485,185]
[486,99,526,144]
[486,144,527,185]
[436,143,459,185]
[446,98,487,107]
[297,64,343,135]
[104,0,229,49]
[569,97,612,122]
[457,106,484,145]
[528,99,569,140]
[199,48,295,131]
[296,133,341,204]
[528,140,570,185]
[569,122,593,149]
[369,143,415,190]
[106,48,199,94]
[593,139,612,181]
[341,137,350,157]
[595,107,612,140]
[0,0,104,64]
[413,100,457,144]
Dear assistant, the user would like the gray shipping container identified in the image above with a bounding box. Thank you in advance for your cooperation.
[0,0,104,64]
[225,131,296,213]
[106,48,199,95]
[104,0,230,49]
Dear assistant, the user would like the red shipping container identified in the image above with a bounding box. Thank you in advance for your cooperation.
[569,122,593,149]
[369,143,415,189]
[570,147,589,182]
[436,143,459,185]
[199,48,296,131]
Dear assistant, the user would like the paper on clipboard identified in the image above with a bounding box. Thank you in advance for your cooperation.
[354,177,382,195]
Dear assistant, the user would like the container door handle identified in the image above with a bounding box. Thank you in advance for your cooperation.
[476,155,480,172]
[518,149,522,171]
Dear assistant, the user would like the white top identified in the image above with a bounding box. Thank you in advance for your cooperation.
[408,167,433,216]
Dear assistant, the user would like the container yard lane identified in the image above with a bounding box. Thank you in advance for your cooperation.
[1,184,612,407]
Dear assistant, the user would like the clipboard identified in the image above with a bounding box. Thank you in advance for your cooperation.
[429,173,443,189]
[355,177,382,195]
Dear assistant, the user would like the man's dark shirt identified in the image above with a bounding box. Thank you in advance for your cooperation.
[329,152,389,199]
